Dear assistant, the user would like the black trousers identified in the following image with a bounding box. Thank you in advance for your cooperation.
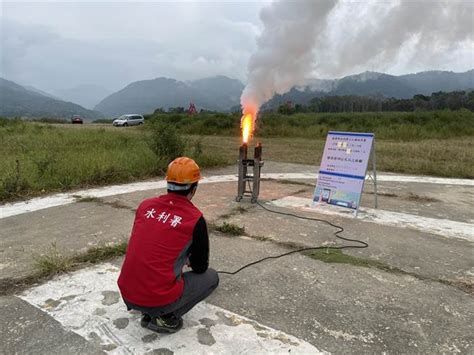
[124,268,219,318]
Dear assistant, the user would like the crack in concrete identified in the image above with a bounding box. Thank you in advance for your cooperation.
[75,196,136,212]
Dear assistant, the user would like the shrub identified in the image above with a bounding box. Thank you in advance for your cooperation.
[148,122,186,164]
[0,160,30,200]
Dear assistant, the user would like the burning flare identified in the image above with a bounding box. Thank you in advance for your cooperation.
[241,113,254,144]
[241,102,258,144]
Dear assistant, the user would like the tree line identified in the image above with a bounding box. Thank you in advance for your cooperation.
[277,91,474,114]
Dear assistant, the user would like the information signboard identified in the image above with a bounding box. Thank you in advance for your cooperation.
[313,131,374,211]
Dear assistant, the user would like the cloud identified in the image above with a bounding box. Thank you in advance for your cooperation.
[1,0,472,99]
[314,0,474,77]
[1,2,264,92]
[1,21,163,91]
[1,19,60,75]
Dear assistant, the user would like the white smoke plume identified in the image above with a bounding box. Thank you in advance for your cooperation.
[241,0,338,118]
[241,0,474,116]
[319,0,474,77]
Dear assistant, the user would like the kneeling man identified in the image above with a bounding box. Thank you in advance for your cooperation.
[118,157,219,333]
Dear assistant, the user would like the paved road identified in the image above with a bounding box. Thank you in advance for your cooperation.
[1,161,473,354]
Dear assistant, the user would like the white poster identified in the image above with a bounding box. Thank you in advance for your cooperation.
[313,131,374,210]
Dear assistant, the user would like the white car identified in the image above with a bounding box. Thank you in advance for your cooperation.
[113,114,144,126]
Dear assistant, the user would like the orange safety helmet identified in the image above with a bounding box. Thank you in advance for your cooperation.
[166,157,201,185]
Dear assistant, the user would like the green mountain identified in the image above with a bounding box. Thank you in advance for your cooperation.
[400,70,474,94]
[0,78,103,120]
[265,70,474,109]
[95,70,473,115]
[94,76,244,116]
[331,72,417,98]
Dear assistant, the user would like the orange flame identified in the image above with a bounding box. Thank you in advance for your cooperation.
[241,113,253,144]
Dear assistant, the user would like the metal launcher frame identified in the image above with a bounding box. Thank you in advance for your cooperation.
[236,143,264,203]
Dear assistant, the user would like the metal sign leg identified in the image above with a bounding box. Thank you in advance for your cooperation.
[371,140,378,209]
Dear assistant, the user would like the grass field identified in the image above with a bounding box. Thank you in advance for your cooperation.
[1,111,473,202]
[150,110,474,140]
[196,135,474,178]
[0,120,228,202]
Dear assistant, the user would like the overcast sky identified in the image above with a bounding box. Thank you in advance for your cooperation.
[1,0,473,94]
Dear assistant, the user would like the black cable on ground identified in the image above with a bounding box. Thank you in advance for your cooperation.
[216,200,368,275]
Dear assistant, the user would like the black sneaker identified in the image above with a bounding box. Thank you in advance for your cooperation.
[140,314,151,328]
[146,314,183,333]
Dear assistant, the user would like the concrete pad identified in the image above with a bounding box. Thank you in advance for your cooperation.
[0,181,304,279]
[1,168,472,290]
[207,235,474,354]
[20,263,323,355]
[0,295,103,354]
[18,232,474,354]
[1,162,473,353]
[272,196,473,242]
[0,202,134,279]
[221,199,473,283]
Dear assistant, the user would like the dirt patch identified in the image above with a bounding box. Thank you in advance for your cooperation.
[101,290,119,306]
[141,333,158,343]
[113,317,129,329]
[93,308,107,316]
[197,328,216,346]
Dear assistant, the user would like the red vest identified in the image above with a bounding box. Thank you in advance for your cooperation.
[118,194,202,307]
